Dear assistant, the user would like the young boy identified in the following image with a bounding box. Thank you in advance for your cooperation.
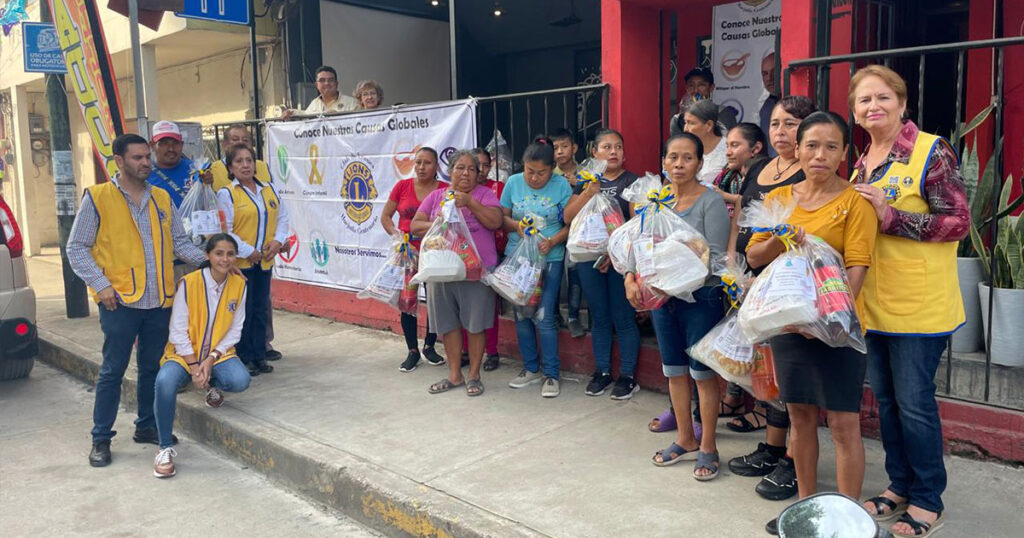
[549,129,585,338]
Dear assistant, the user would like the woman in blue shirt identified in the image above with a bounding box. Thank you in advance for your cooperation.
[502,138,573,398]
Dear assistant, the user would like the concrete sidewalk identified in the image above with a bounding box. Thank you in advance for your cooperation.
[26,255,1024,537]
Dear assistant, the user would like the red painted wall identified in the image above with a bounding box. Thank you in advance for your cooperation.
[601,0,662,174]
[1002,0,1024,192]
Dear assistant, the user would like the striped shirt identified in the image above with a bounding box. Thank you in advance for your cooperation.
[67,176,206,309]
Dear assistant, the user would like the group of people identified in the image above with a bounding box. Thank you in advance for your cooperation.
[67,62,964,538]
[374,64,965,538]
[282,65,385,119]
[69,121,290,478]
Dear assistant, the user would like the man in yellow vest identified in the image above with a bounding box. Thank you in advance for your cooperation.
[210,124,272,192]
[210,124,283,363]
[67,133,208,468]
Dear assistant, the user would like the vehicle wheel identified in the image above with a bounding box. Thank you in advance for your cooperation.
[0,357,35,380]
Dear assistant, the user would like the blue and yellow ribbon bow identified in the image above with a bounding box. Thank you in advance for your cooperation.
[751,223,798,251]
[721,274,742,310]
[576,170,600,185]
[521,216,540,237]
[189,160,212,184]
[397,233,411,255]
[637,185,676,231]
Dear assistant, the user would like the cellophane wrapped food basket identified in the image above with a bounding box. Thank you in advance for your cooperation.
[607,173,711,303]
[358,235,420,314]
[484,216,546,307]
[736,198,866,353]
[566,159,625,263]
[179,158,224,245]
[412,191,485,283]
[688,254,783,408]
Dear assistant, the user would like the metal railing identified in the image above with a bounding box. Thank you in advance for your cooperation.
[784,35,1024,410]
[474,83,609,177]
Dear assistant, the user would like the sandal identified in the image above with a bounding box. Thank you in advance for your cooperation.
[466,379,484,397]
[892,511,944,537]
[865,496,908,522]
[652,442,698,467]
[693,450,720,481]
[649,408,678,433]
[719,399,745,418]
[727,408,767,433]
[428,378,464,394]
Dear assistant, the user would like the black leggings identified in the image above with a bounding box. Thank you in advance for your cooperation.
[401,312,437,351]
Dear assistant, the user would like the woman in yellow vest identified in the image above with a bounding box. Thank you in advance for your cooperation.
[849,65,970,538]
[217,144,290,376]
[153,234,250,478]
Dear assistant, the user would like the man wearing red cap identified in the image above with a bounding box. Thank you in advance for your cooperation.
[147,120,200,208]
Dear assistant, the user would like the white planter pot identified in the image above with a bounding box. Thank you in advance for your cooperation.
[977,283,1024,367]
[951,257,984,352]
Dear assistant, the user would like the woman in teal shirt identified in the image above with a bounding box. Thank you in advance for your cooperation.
[502,138,573,398]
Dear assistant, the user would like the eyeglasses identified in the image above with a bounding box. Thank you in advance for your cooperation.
[360,90,379,98]
[316,77,337,84]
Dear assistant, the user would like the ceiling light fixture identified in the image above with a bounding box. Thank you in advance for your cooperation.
[492,2,503,17]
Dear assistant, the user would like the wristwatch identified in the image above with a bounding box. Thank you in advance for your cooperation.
[209,350,222,361]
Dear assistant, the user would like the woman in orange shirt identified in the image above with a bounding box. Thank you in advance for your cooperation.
[746,112,878,535]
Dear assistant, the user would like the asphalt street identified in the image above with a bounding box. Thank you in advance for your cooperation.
[0,362,381,538]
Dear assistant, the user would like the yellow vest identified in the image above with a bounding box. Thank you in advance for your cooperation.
[87,181,175,307]
[211,159,272,192]
[161,270,246,370]
[853,132,965,335]
[222,180,280,270]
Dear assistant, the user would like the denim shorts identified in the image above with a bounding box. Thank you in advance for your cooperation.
[650,286,726,379]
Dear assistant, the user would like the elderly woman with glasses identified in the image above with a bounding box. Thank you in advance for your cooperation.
[411,150,504,397]
[354,80,383,110]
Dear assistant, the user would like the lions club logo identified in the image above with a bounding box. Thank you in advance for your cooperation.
[309,230,330,268]
[342,160,378,225]
[276,145,289,183]
[228,300,238,313]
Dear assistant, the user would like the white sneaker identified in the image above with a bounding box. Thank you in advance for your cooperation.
[508,368,543,389]
[541,377,560,398]
[153,447,177,478]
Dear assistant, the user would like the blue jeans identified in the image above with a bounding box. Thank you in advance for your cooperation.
[238,266,271,365]
[515,261,564,379]
[650,286,724,380]
[576,262,639,377]
[154,358,251,448]
[566,263,582,320]
[92,306,171,441]
[866,334,948,513]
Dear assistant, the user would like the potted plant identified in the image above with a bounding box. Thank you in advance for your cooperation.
[952,104,996,352]
[971,171,1024,367]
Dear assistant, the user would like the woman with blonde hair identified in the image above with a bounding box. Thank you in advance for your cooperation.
[849,64,969,538]
[354,80,383,110]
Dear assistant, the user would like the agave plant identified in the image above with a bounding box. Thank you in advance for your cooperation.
[969,172,1024,289]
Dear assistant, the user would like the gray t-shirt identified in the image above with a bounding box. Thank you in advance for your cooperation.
[672,187,731,287]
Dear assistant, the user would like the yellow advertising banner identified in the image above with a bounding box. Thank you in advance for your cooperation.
[48,0,125,181]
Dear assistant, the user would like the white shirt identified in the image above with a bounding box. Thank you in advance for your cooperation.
[169,268,247,358]
[304,93,359,114]
[699,137,728,184]
[216,179,291,259]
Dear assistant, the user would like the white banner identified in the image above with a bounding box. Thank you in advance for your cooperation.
[267,100,478,292]
[712,0,782,123]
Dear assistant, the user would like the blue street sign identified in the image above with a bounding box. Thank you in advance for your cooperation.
[175,0,250,26]
[22,22,66,74]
